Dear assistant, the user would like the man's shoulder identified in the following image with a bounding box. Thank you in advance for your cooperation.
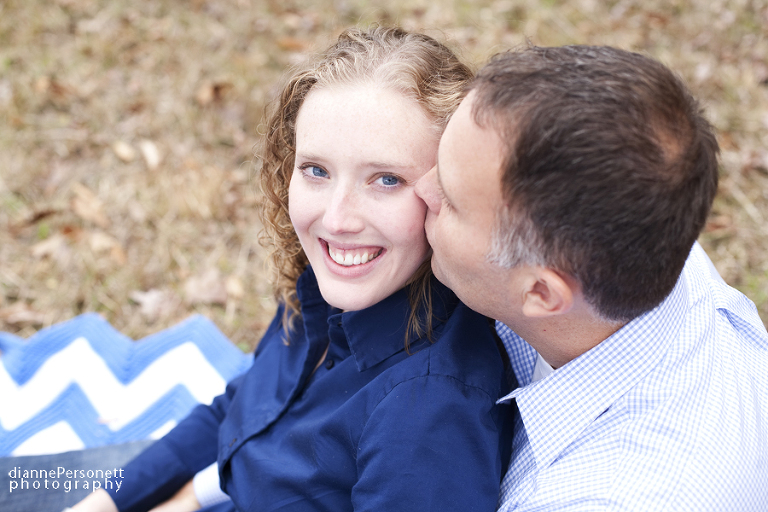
[682,242,768,352]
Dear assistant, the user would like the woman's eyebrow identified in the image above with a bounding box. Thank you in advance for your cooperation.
[365,161,412,170]
[294,151,325,162]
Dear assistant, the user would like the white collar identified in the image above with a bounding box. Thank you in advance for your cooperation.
[531,352,554,383]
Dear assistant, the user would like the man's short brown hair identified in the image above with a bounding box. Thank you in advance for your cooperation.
[471,45,719,321]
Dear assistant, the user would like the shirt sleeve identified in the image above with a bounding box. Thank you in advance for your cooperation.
[193,462,232,507]
[352,374,505,512]
[106,373,244,512]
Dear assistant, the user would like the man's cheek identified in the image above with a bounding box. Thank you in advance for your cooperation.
[423,213,436,240]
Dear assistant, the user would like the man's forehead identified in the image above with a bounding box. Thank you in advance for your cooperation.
[437,94,475,180]
[438,94,506,193]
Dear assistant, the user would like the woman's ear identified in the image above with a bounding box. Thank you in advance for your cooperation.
[521,268,575,318]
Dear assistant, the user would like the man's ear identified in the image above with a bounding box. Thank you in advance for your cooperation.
[521,268,575,318]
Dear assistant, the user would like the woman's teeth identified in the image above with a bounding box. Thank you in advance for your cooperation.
[328,246,382,267]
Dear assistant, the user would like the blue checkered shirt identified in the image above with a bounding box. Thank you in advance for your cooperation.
[496,243,768,511]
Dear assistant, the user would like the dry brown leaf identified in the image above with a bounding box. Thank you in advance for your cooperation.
[31,233,67,259]
[110,245,128,265]
[34,76,51,95]
[71,183,110,228]
[282,13,303,30]
[127,201,148,223]
[130,289,178,322]
[184,268,227,305]
[0,79,11,108]
[112,140,137,162]
[225,275,245,299]
[31,233,73,269]
[88,231,119,253]
[277,37,308,52]
[34,76,71,101]
[61,225,84,241]
[196,84,215,106]
[705,214,733,232]
[748,150,768,173]
[228,169,249,183]
[139,139,162,170]
[0,303,45,327]
[196,81,233,106]
[14,208,59,229]
[76,11,112,35]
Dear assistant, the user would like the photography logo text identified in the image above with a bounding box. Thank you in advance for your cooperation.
[7,466,124,494]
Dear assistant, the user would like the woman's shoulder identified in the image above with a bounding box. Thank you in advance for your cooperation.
[387,301,506,401]
[428,301,505,390]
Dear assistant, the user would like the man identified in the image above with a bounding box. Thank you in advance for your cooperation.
[415,45,768,510]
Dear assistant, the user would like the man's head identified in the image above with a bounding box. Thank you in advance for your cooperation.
[417,45,719,329]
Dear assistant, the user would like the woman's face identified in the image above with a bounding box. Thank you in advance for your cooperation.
[289,84,438,311]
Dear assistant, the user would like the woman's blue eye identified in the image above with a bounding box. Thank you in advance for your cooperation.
[306,166,327,178]
[379,175,400,186]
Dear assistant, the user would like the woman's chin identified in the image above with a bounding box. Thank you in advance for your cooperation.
[318,285,388,312]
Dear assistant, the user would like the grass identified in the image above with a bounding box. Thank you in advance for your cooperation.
[1,0,767,349]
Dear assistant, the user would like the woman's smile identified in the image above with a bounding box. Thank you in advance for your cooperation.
[324,240,384,267]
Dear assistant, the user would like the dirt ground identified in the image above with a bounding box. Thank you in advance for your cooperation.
[2,0,767,351]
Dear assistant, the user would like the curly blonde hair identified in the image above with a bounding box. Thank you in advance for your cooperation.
[258,26,472,338]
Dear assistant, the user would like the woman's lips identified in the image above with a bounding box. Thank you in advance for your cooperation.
[320,239,385,273]
[326,244,383,266]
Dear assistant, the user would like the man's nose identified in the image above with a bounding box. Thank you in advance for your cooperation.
[322,186,365,234]
[415,166,442,214]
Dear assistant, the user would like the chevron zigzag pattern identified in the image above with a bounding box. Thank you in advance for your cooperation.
[0,313,251,457]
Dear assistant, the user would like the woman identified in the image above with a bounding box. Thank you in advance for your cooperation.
[73,26,510,512]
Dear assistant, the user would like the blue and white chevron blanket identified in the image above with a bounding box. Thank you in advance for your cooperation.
[0,314,251,456]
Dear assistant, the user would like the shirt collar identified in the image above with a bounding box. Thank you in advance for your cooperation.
[295,265,330,309]
[338,278,458,372]
[297,266,458,373]
[531,353,554,383]
[498,269,689,470]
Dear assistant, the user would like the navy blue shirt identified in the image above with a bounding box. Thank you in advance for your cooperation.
[109,268,511,512]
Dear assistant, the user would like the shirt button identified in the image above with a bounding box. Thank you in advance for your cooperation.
[324,359,335,370]
[229,438,237,447]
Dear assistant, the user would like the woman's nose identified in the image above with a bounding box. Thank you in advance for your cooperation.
[322,187,365,234]
[415,166,442,214]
